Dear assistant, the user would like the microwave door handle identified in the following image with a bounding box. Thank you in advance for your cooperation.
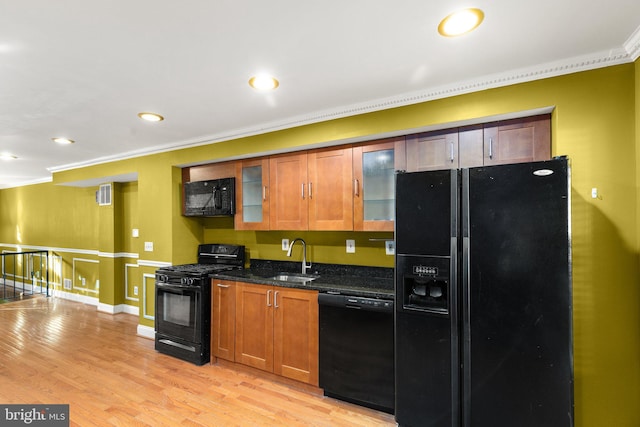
[213,186,222,209]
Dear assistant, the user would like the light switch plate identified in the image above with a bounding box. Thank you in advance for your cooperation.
[144,241,154,252]
[346,239,355,253]
[132,228,139,238]
[385,240,395,255]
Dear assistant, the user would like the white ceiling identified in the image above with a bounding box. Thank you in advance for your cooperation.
[1,1,639,188]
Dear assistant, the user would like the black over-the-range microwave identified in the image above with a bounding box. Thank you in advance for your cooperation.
[183,177,235,217]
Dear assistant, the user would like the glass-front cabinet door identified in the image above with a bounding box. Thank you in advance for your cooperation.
[353,137,405,231]
[235,158,270,230]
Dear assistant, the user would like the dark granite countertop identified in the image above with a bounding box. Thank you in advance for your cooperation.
[210,259,394,300]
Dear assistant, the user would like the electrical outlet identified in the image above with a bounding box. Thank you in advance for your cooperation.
[134,286,138,296]
[81,277,86,286]
[95,280,100,289]
[144,241,154,252]
[63,278,72,290]
[282,239,289,251]
[385,240,395,255]
[346,239,356,253]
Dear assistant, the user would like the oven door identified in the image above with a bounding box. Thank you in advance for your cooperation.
[155,282,202,344]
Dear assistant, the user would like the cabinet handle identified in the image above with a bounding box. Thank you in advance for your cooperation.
[216,283,230,288]
[354,179,359,197]
[267,289,272,307]
[450,142,455,162]
[301,183,305,199]
[308,182,312,199]
[263,185,267,201]
[489,137,493,159]
[274,291,279,308]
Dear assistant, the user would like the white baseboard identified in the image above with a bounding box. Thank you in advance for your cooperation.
[137,324,155,340]
[52,289,99,306]
[52,289,140,317]
[97,302,139,315]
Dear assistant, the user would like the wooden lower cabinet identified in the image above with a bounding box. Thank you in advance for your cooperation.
[235,282,273,371]
[211,279,236,362]
[273,287,319,385]
[233,282,319,386]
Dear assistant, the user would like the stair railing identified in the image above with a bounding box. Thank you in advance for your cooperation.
[0,250,50,301]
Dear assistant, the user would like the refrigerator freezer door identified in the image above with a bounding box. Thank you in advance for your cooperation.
[462,159,573,427]
[395,169,460,427]
[395,170,456,257]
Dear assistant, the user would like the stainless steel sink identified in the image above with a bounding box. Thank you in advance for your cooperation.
[268,273,318,284]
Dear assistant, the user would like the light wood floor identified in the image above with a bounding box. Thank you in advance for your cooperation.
[0,296,396,426]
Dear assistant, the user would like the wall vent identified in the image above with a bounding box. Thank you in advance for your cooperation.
[96,183,112,206]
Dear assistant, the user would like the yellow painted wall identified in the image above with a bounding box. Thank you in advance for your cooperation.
[1,64,639,426]
[0,183,98,248]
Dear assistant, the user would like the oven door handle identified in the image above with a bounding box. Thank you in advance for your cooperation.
[156,282,195,291]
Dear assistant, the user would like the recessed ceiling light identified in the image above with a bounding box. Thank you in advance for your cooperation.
[138,112,164,122]
[249,75,279,91]
[52,137,75,145]
[0,153,17,161]
[438,8,484,37]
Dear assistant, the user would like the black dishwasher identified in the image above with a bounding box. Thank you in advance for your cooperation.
[318,292,395,414]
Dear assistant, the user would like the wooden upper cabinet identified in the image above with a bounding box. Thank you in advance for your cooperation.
[183,161,236,182]
[457,126,484,168]
[211,279,236,363]
[404,115,551,171]
[269,147,353,231]
[307,146,353,231]
[269,152,309,230]
[235,158,270,230]
[353,137,405,232]
[405,129,459,172]
[483,115,551,166]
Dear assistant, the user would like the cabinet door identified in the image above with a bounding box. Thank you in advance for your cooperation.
[405,130,459,172]
[235,283,274,372]
[483,115,551,166]
[307,147,353,230]
[458,126,484,169]
[211,279,236,362]
[353,138,403,231]
[273,287,319,386]
[235,158,270,230]
[269,153,308,230]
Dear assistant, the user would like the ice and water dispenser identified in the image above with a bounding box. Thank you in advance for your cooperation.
[397,255,450,315]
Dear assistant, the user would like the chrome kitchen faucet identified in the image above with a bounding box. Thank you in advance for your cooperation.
[287,238,312,274]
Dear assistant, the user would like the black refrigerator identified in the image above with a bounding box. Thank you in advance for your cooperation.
[394,158,573,427]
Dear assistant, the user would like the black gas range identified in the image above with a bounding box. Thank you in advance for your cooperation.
[155,244,245,365]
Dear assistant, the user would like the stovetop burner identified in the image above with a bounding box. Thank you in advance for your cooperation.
[162,263,237,275]
[156,243,245,283]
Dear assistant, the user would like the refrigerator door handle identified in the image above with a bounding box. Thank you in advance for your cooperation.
[462,235,472,427]
[461,167,471,427]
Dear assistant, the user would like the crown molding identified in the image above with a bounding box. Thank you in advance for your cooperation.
[47,47,635,178]
[624,24,640,61]
[0,176,52,190]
